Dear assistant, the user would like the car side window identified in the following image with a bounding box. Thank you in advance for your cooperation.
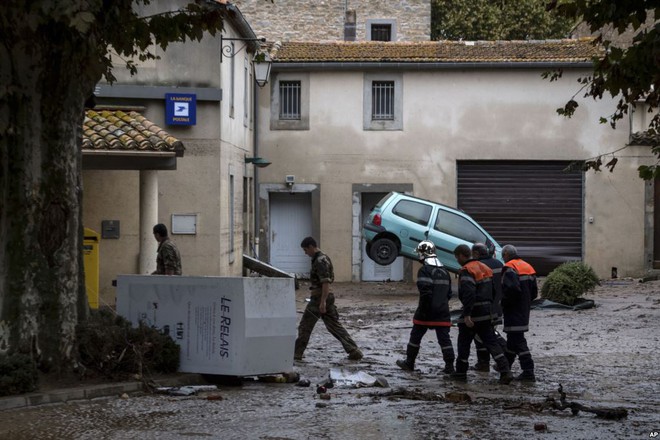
[392,200,432,226]
[434,209,487,243]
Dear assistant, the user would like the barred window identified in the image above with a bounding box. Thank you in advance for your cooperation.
[371,24,392,41]
[279,80,301,120]
[372,81,395,120]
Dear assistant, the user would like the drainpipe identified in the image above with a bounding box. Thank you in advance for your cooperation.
[252,77,261,259]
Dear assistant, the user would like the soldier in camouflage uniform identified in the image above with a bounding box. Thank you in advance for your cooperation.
[294,236,363,361]
[152,223,182,275]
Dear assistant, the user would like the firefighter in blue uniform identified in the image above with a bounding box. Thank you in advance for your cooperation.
[450,244,513,384]
[471,242,507,372]
[396,241,455,374]
[501,244,538,382]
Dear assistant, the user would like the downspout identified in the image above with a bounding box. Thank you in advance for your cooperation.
[252,76,260,259]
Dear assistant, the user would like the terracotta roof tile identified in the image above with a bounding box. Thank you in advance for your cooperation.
[82,110,184,154]
[271,39,602,64]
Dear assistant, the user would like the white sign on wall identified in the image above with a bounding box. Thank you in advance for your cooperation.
[172,214,197,235]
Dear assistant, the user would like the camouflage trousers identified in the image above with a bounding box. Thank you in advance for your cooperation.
[294,292,359,358]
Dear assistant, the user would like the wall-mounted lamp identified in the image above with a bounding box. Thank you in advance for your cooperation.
[285,175,295,188]
[285,175,295,194]
[253,51,272,88]
[220,35,272,88]
[245,156,271,168]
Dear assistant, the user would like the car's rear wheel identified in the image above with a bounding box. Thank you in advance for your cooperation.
[368,238,398,266]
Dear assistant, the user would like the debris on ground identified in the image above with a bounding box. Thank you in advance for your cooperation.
[501,384,629,420]
[444,391,472,403]
[328,368,389,388]
[155,385,218,396]
[257,372,300,384]
[373,387,445,402]
[534,422,548,431]
[531,298,595,311]
[541,384,629,420]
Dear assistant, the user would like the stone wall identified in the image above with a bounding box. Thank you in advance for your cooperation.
[232,0,431,42]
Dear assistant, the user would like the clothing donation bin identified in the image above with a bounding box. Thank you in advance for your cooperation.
[115,275,297,376]
[83,228,100,309]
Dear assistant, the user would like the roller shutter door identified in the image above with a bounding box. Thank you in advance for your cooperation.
[457,161,583,275]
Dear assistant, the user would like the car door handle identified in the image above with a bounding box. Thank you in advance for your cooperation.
[410,237,423,243]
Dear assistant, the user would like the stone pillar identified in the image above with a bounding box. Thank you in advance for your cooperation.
[139,170,158,274]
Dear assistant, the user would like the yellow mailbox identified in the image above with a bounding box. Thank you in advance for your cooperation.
[83,228,100,309]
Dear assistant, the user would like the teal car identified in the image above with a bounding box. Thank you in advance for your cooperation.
[363,192,501,273]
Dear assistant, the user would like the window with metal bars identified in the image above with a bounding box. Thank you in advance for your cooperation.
[370,24,392,41]
[279,80,301,120]
[371,81,395,120]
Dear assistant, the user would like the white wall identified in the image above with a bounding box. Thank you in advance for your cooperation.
[257,67,654,280]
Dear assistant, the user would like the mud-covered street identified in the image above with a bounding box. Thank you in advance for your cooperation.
[0,279,658,439]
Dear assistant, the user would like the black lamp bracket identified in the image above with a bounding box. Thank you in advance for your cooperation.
[220,35,266,62]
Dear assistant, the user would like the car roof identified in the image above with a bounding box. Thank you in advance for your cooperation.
[388,192,467,215]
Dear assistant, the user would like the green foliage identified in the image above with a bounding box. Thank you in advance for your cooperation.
[0,354,39,396]
[546,1,660,180]
[541,261,600,305]
[77,309,180,379]
[432,0,576,40]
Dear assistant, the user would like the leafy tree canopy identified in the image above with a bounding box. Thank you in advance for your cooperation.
[432,0,576,40]
[545,1,660,178]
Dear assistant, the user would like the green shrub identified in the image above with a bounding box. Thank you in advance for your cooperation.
[77,308,180,379]
[0,353,38,396]
[541,261,600,305]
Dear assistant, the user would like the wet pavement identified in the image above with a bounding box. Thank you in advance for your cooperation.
[0,279,658,439]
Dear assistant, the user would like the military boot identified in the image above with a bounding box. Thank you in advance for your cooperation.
[514,371,536,383]
[448,372,467,382]
[347,349,363,361]
[474,344,490,371]
[396,344,419,371]
[470,362,490,372]
[442,353,455,374]
[498,371,514,385]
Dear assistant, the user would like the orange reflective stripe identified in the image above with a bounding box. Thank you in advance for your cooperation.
[504,259,536,276]
[465,260,493,282]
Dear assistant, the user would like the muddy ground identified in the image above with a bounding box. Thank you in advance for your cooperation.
[0,278,658,439]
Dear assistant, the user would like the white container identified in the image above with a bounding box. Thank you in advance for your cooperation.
[116,275,297,376]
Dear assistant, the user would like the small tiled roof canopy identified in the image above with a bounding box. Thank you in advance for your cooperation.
[83,110,184,156]
[270,39,602,63]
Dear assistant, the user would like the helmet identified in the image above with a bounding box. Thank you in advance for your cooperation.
[416,240,436,258]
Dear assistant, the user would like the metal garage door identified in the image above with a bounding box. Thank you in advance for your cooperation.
[457,161,583,275]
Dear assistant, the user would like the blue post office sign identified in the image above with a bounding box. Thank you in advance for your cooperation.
[165,93,196,125]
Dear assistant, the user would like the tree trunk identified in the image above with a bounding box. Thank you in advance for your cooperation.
[0,24,98,371]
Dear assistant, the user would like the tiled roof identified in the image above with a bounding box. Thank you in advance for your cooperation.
[82,110,184,155]
[270,39,602,64]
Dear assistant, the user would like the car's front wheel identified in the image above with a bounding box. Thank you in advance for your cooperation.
[368,237,398,266]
